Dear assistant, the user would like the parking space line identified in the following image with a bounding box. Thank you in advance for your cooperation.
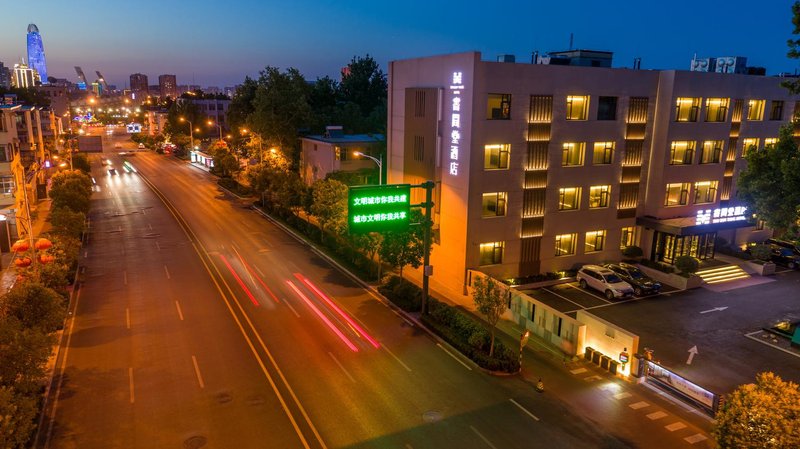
[647,411,668,420]
[744,331,800,359]
[629,401,649,410]
[509,398,540,422]
[563,283,613,304]
[541,287,590,310]
[665,422,687,432]
[684,434,708,444]
[470,425,498,449]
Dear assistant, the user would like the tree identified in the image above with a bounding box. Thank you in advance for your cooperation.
[71,152,91,173]
[48,170,92,214]
[339,55,387,117]
[310,178,348,242]
[348,232,383,279]
[0,386,39,449]
[472,275,506,357]
[309,76,339,133]
[49,206,86,239]
[714,372,800,448]
[1,282,66,333]
[0,318,54,394]
[227,77,258,132]
[785,2,800,94]
[737,125,800,234]
[379,210,429,282]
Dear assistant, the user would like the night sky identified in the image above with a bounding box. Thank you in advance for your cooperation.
[1,0,798,88]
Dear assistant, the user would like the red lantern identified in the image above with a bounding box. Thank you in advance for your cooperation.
[35,238,53,251]
[11,240,30,253]
[14,257,32,268]
[38,254,55,264]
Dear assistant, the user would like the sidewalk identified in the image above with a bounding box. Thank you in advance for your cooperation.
[1,198,54,293]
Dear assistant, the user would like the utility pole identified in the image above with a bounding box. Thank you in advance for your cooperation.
[420,180,435,315]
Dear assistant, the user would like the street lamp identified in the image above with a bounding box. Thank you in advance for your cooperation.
[353,151,383,185]
[207,120,222,141]
[180,117,194,150]
[241,128,264,163]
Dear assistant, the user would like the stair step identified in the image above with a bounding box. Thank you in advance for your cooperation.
[696,264,750,284]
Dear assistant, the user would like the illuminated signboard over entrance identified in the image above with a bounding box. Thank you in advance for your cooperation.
[449,71,464,176]
[348,184,411,234]
[695,206,748,225]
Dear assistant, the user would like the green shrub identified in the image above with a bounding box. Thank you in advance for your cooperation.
[674,255,700,274]
[621,245,643,258]
[749,244,773,262]
[377,275,421,312]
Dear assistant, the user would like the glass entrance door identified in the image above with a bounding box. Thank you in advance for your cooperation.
[655,232,716,263]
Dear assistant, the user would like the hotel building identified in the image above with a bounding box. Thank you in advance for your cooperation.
[387,51,796,295]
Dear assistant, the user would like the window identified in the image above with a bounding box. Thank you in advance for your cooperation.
[747,99,765,121]
[627,97,649,123]
[597,96,617,120]
[0,176,12,195]
[585,230,606,253]
[0,144,8,162]
[694,181,718,204]
[756,219,766,231]
[589,185,611,208]
[566,95,589,120]
[592,142,614,165]
[484,144,510,169]
[482,192,507,217]
[770,101,784,121]
[675,97,700,122]
[704,98,729,122]
[479,242,504,265]
[555,233,577,256]
[558,187,581,210]
[562,142,585,166]
[669,141,695,165]
[620,226,636,248]
[700,140,723,164]
[664,183,690,206]
[742,138,760,156]
[487,94,511,120]
[764,138,778,148]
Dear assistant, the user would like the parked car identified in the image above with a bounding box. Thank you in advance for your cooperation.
[768,246,800,269]
[764,238,800,256]
[576,264,634,300]
[603,262,662,296]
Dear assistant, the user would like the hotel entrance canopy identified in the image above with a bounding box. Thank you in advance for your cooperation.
[637,207,752,236]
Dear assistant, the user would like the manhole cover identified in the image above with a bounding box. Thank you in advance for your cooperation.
[215,391,232,404]
[184,435,207,449]
[247,395,265,406]
[422,410,442,423]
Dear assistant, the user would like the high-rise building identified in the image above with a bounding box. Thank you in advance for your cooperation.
[0,62,11,89]
[26,24,48,84]
[130,73,148,94]
[159,74,177,98]
[12,62,38,88]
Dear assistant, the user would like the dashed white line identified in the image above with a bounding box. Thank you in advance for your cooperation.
[175,301,184,321]
[684,434,708,444]
[328,352,355,383]
[570,368,588,375]
[283,299,300,318]
[509,398,540,421]
[629,401,650,410]
[255,265,265,277]
[123,271,128,286]
[126,308,130,329]
[665,422,687,432]
[128,368,135,403]
[470,425,498,449]
[647,411,668,420]
[382,345,412,372]
[436,343,472,370]
[584,375,603,382]
[148,223,153,231]
[155,241,161,251]
[613,392,632,400]
[164,265,171,279]
[191,356,205,389]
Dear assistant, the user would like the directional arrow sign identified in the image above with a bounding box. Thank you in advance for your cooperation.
[699,306,728,314]
[686,346,698,365]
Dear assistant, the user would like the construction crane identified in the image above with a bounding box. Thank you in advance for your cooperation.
[74,66,87,89]
[95,71,109,92]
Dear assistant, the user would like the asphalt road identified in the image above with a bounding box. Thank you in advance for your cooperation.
[41,136,636,449]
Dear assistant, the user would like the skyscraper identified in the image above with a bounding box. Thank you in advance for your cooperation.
[26,24,48,84]
[159,74,177,98]
[129,73,149,95]
[12,62,38,88]
[0,61,11,89]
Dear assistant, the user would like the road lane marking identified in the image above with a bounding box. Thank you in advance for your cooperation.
[382,345,412,372]
[255,265,265,277]
[509,398,540,421]
[647,411,668,420]
[436,343,472,371]
[164,265,171,279]
[128,368,135,404]
[665,422,687,432]
[570,368,588,375]
[613,392,632,400]
[584,375,603,382]
[155,241,161,251]
[287,280,358,352]
[175,301,184,321]
[192,356,205,389]
[684,434,708,444]
[470,426,498,449]
[126,308,130,329]
[148,223,153,231]
[282,299,301,317]
[744,331,800,359]
[629,401,649,410]
[328,352,355,383]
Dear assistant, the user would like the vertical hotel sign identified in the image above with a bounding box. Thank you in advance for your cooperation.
[449,71,464,176]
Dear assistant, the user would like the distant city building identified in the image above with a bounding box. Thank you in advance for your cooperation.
[130,73,149,95]
[0,61,10,89]
[176,95,231,131]
[224,86,239,98]
[533,49,613,67]
[26,24,48,85]
[205,86,221,95]
[35,85,70,128]
[159,74,177,98]
[12,62,39,88]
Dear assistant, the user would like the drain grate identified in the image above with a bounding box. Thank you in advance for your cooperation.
[422,410,442,423]
[184,435,207,449]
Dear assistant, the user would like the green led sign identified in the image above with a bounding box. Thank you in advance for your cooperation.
[348,184,411,234]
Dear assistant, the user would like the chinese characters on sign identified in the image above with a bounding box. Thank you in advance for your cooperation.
[695,206,747,225]
[348,184,412,234]
[449,71,464,176]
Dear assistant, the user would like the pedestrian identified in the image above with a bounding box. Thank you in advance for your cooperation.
[536,378,544,392]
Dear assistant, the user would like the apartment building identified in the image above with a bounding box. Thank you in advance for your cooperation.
[387,51,796,295]
[300,126,385,186]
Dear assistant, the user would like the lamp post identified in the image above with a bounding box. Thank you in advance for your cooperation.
[208,120,223,142]
[180,117,194,150]
[353,151,383,185]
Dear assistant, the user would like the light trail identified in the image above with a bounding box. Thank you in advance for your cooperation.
[286,280,359,352]
[218,254,260,306]
[235,250,280,303]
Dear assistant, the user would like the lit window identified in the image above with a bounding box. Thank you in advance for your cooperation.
[675,97,700,122]
[566,95,589,120]
[0,176,13,195]
[756,219,766,231]
[562,142,585,166]
[555,233,577,256]
[484,144,510,170]
[704,98,729,122]
[479,242,504,265]
[770,101,784,121]
[700,140,723,164]
[764,138,778,148]
[592,142,614,165]
[694,181,718,204]
[482,192,507,217]
[742,138,760,157]
[589,185,611,208]
[558,187,581,211]
[585,230,606,253]
[747,100,765,121]
[669,141,695,165]
[664,183,690,206]
[620,226,636,248]
[487,94,511,120]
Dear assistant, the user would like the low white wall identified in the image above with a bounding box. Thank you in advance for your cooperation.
[576,310,639,376]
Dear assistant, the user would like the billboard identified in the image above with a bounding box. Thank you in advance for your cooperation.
[348,184,411,234]
[126,123,142,133]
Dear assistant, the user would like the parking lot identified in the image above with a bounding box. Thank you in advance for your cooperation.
[527,266,800,395]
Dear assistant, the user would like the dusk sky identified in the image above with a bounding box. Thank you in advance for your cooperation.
[1,0,798,88]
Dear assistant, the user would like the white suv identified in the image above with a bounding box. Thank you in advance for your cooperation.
[576,264,634,300]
